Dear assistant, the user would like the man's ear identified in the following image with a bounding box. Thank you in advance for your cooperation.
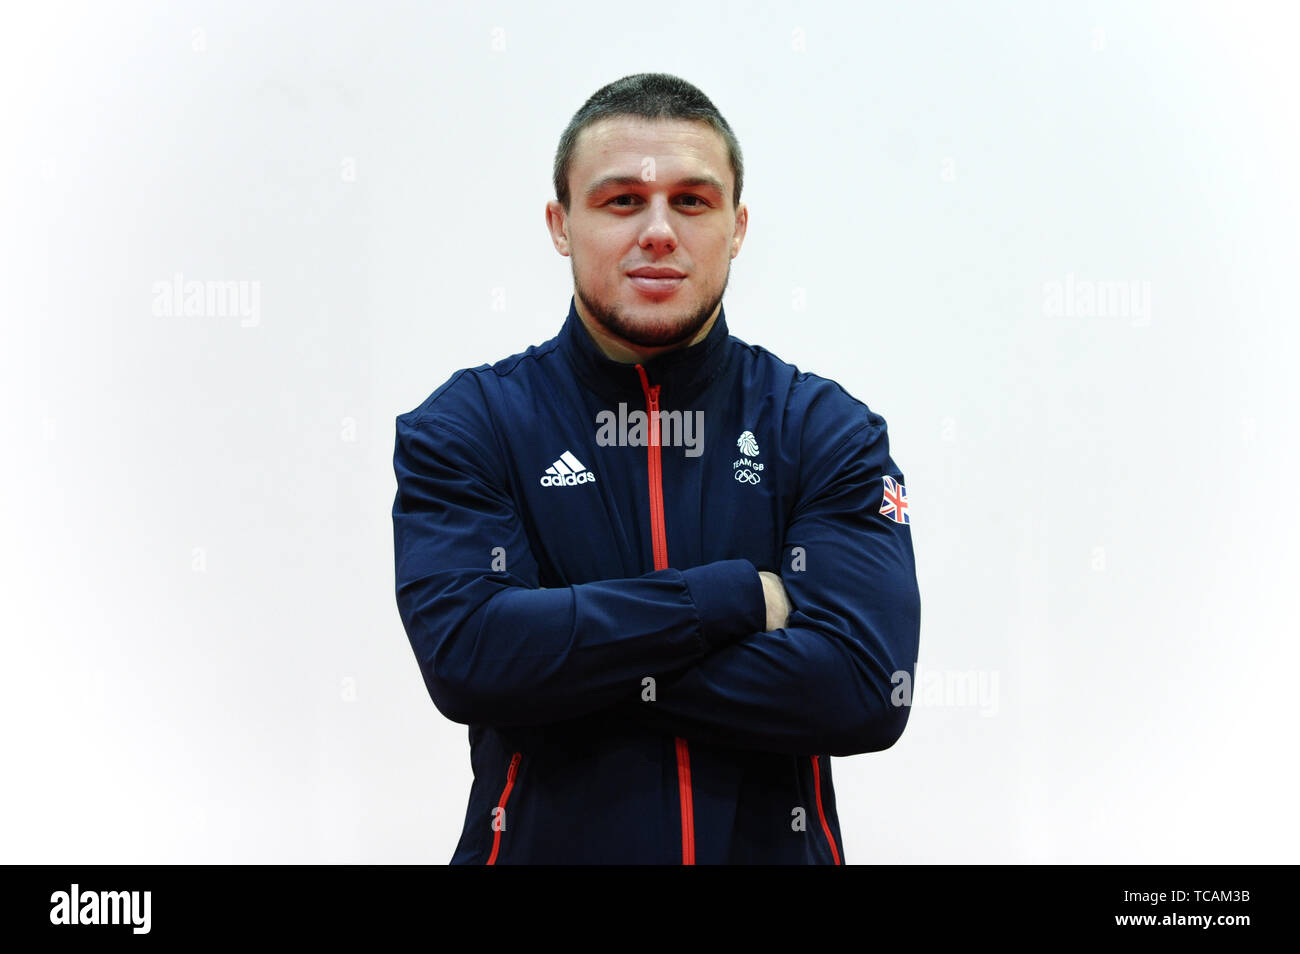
[545,200,571,256]
[730,202,748,258]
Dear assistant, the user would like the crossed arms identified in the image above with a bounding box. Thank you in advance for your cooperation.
[392,409,921,757]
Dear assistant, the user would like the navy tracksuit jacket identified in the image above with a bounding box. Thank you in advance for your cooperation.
[391,296,921,864]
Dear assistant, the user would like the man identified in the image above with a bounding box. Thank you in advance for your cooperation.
[392,73,921,864]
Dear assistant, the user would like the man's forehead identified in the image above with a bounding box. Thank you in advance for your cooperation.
[574,116,727,172]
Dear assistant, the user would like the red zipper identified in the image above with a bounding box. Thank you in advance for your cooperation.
[635,363,693,865]
[635,365,670,570]
[811,755,842,865]
[486,751,521,865]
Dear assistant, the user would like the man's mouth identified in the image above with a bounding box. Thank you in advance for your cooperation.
[627,268,686,296]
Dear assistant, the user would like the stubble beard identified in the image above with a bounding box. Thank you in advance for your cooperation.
[575,263,730,350]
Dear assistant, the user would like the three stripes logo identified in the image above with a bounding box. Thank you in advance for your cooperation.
[540,450,597,487]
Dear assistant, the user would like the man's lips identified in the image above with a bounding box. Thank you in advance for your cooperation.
[627,268,686,296]
[627,267,686,278]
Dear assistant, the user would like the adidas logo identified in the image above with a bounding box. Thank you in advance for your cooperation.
[539,450,597,487]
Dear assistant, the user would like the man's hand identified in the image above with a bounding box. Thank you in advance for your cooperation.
[758,570,791,632]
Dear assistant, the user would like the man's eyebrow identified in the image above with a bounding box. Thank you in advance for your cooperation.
[584,174,727,199]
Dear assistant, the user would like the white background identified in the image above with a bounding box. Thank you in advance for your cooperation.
[2,0,1296,863]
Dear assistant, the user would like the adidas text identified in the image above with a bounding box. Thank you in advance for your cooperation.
[541,471,596,487]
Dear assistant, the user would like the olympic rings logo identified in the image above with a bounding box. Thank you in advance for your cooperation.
[734,469,762,485]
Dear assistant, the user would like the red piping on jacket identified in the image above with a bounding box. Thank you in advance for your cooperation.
[486,751,521,865]
[811,755,842,864]
[635,363,694,865]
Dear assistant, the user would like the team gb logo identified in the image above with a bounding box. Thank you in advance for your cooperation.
[737,431,759,457]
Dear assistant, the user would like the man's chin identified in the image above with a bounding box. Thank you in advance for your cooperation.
[602,309,709,349]
[577,290,699,344]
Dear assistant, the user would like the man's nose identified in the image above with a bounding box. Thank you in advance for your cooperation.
[638,196,677,251]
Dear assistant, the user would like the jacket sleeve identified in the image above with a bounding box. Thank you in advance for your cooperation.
[392,411,767,728]
[612,413,921,757]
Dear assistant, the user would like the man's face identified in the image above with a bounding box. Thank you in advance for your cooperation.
[546,116,747,355]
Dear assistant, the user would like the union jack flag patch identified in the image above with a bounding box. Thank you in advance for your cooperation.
[879,475,910,525]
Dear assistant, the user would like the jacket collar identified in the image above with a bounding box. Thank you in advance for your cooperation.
[557,295,732,407]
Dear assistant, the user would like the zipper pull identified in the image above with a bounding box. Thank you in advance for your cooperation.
[635,364,662,443]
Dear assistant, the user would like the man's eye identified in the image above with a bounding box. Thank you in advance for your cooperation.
[608,195,707,209]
